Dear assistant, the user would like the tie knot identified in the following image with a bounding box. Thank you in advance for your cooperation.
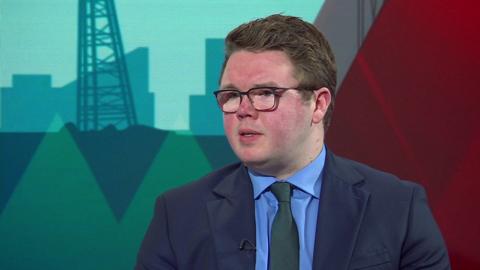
[270,182,292,202]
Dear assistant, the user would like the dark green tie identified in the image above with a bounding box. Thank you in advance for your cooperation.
[270,182,299,270]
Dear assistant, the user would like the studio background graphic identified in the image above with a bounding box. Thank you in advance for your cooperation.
[1,0,479,269]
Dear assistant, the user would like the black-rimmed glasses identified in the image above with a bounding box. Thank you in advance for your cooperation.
[213,87,314,113]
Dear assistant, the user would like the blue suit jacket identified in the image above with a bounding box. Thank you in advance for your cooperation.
[135,151,450,269]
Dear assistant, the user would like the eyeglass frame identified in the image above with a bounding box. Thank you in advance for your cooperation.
[213,86,317,113]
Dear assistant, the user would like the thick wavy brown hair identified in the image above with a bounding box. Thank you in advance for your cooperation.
[221,14,337,130]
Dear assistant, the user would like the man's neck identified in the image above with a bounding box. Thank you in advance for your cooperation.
[249,143,325,180]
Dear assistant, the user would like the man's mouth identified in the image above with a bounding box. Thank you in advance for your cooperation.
[240,132,259,136]
[238,129,262,138]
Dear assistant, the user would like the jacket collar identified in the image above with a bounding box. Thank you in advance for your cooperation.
[207,164,256,270]
[312,150,370,269]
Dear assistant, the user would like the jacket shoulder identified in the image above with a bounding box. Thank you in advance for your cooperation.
[161,162,243,203]
[329,153,423,199]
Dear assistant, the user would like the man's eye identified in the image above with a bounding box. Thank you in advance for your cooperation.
[231,92,242,98]
[253,89,274,97]
[221,92,240,101]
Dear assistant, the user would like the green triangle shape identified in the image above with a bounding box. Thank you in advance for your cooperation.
[46,113,65,132]
[117,131,213,268]
[0,126,119,270]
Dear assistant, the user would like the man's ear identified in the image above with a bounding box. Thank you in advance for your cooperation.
[312,87,331,124]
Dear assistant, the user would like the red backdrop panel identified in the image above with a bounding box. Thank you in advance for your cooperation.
[326,0,480,268]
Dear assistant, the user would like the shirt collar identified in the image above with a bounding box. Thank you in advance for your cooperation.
[249,145,326,199]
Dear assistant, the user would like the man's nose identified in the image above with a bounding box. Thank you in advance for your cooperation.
[236,96,257,118]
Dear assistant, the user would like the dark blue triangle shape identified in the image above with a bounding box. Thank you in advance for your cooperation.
[0,132,46,215]
[68,123,168,222]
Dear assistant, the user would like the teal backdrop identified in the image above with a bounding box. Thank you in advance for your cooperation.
[0,1,325,269]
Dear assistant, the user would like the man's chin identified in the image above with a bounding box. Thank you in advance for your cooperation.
[241,158,267,169]
[241,158,279,176]
[234,149,264,164]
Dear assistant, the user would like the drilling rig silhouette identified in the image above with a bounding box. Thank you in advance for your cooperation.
[77,0,137,131]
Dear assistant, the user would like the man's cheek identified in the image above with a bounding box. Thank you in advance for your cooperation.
[269,129,287,148]
[223,118,234,134]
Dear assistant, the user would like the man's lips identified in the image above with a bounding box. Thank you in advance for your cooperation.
[238,129,262,144]
[238,129,263,137]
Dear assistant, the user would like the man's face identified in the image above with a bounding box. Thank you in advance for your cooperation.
[220,50,324,178]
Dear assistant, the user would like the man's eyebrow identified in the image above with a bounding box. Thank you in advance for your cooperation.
[252,82,280,88]
[219,83,237,90]
[220,82,280,90]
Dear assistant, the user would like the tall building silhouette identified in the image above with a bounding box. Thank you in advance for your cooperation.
[189,39,224,135]
[126,48,154,128]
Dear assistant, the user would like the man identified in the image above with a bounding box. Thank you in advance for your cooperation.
[135,14,450,270]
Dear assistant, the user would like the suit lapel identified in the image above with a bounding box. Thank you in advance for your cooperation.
[207,164,256,270]
[313,151,370,270]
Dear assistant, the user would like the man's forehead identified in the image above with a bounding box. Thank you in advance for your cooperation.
[220,50,296,88]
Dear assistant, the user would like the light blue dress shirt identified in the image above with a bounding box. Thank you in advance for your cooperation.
[249,146,326,270]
